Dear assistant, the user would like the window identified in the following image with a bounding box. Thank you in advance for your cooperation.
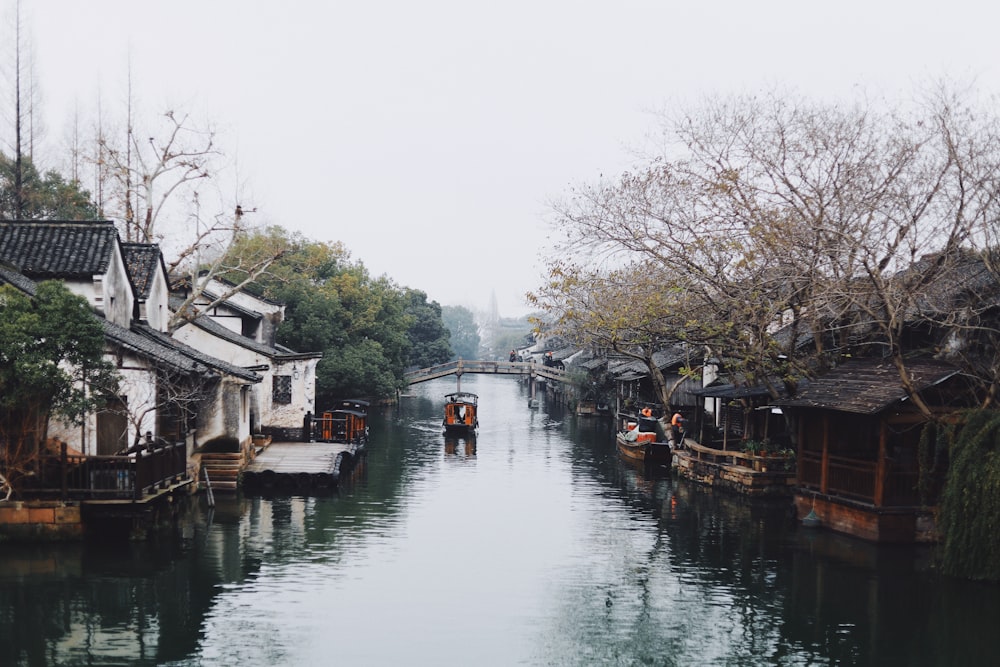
[273,375,292,404]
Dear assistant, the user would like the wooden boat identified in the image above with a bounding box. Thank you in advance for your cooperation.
[576,399,612,417]
[443,392,479,434]
[316,399,370,445]
[616,430,673,466]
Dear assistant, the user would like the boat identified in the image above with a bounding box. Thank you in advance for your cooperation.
[315,399,370,445]
[616,413,672,466]
[576,399,612,417]
[443,392,479,434]
[616,430,673,466]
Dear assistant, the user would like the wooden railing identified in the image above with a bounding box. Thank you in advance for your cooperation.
[826,455,876,501]
[798,451,921,506]
[404,359,569,385]
[684,441,795,472]
[24,442,188,501]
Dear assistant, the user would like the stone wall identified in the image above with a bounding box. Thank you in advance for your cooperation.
[0,501,84,542]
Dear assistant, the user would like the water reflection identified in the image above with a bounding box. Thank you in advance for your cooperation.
[444,435,477,459]
[2,377,1000,665]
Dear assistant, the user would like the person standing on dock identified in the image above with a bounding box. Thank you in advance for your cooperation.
[671,411,686,449]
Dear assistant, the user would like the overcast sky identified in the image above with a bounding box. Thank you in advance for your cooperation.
[17,1,1000,317]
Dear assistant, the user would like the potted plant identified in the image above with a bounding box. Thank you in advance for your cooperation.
[742,440,763,470]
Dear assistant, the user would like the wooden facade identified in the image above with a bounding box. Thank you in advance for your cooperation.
[778,358,965,543]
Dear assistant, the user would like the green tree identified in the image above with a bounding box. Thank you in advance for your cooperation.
[442,305,480,361]
[0,153,98,220]
[937,410,1000,581]
[405,289,452,368]
[230,229,414,404]
[0,281,119,496]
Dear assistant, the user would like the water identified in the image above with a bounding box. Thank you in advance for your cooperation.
[2,375,1000,666]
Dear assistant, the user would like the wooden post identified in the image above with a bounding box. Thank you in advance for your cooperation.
[874,420,887,506]
[820,412,830,494]
[61,440,68,500]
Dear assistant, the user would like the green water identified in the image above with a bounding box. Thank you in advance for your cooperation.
[2,375,998,666]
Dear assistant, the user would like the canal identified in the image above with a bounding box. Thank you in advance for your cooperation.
[2,374,1000,665]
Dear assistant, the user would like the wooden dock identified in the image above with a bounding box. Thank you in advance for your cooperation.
[242,441,364,493]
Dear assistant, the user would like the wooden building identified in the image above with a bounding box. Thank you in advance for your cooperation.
[776,357,969,543]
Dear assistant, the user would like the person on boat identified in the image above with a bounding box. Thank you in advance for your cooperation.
[671,411,686,448]
[638,407,658,433]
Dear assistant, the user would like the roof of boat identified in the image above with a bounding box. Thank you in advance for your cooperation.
[445,392,478,403]
[329,409,367,418]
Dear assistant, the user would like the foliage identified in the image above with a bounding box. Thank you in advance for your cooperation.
[0,153,99,220]
[232,229,415,403]
[528,259,698,409]
[404,289,452,368]
[0,281,119,493]
[316,338,399,402]
[441,305,480,360]
[937,409,1000,581]
[918,421,951,505]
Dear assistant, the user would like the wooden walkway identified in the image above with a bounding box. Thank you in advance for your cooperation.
[242,441,364,492]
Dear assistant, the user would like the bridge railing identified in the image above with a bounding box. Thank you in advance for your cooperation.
[404,359,569,385]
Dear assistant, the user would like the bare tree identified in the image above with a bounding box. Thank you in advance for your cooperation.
[100,107,217,243]
[544,85,1000,417]
[167,207,291,332]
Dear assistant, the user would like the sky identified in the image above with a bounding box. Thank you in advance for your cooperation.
[15,1,1000,317]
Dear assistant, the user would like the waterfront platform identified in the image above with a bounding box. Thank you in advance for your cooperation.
[242,441,364,493]
[673,442,796,496]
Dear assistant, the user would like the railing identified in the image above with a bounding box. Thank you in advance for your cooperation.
[826,455,876,501]
[799,452,823,488]
[24,442,188,501]
[685,441,795,473]
[798,451,920,506]
[404,360,569,385]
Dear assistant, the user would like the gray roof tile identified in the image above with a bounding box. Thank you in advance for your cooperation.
[0,220,119,278]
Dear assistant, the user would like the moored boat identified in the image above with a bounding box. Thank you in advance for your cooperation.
[443,392,479,434]
[315,399,370,445]
[616,430,673,466]
[616,411,672,466]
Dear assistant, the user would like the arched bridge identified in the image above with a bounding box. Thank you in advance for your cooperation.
[404,359,569,386]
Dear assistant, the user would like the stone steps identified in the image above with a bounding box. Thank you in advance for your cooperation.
[201,452,245,493]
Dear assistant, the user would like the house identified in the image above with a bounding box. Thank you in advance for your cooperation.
[775,357,970,543]
[121,242,172,332]
[611,345,702,425]
[169,278,321,443]
[0,221,263,461]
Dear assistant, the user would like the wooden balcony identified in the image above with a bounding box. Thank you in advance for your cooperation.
[798,452,921,507]
[22,442,189,501]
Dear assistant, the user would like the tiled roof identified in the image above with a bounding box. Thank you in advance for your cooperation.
[611,345,689,380]
[1,261,261,382]
[580,356,608,371]
[121,243,163,299]
[133,324,263,382]
[0,263,38,295]
[774,357,960,414]
[103,319,210,376]
[171,296,320,360]
[0,220,119,278]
